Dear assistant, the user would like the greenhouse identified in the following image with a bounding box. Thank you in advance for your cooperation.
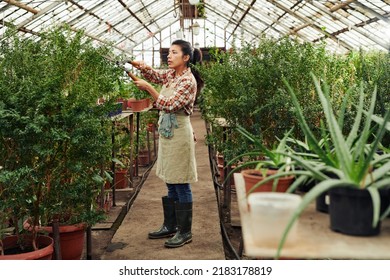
[1,0,390,265]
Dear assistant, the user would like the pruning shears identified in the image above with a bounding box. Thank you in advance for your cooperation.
[103,55,140,81]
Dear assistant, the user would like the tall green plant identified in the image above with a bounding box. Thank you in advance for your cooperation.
[0,25,123,251]
[199,37,356,162]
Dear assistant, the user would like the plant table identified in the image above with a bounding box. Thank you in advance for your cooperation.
[130,104,154,177]
[234,173,390,259]
[110,111,134,205]
[215,117,233,223]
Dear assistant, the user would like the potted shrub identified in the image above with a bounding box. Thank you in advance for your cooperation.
[272,74,390,258]
[0,25,122,258]
[0,166,54,259]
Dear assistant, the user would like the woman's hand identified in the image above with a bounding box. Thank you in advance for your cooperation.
[130,61,149,70]
[134,79,152,92]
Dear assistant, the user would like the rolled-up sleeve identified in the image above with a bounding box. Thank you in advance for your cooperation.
[141,68,171,85]
[155,77,196,113]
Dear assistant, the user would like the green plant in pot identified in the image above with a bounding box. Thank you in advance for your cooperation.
[0,25,122,258]
[273,74,390,259]
[226,126,296,194]
[127,81,150,112]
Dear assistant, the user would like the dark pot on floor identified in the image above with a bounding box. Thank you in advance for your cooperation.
[329,187,389,236]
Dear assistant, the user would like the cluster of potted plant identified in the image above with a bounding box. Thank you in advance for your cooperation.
[271,75,390,256]
[0,25,122,259]
[235,74,390,258]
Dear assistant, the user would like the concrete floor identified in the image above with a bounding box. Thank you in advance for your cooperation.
[101,110,225,260]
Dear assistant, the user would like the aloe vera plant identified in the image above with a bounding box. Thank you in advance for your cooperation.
[224,126,298,193]
[273,73,390,259]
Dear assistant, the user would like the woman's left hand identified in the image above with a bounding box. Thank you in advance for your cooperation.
[134,79,152,92]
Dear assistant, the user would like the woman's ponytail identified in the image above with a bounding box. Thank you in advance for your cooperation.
[190,48,204,99]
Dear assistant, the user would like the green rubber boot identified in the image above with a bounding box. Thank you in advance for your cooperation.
[148,196,177,239]
[164,202,192,248]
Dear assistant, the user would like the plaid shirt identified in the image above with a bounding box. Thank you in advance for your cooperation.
[141,68,196,115]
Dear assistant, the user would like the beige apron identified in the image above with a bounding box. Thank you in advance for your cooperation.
[156,86,197,184]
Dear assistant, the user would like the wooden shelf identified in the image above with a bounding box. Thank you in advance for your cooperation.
[234,173,390,259]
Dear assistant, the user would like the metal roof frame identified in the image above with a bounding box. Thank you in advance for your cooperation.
[1,0,389,56]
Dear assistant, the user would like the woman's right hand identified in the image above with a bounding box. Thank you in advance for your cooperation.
[130,61,148,70]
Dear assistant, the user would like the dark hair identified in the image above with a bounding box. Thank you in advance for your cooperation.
[172,40,204,98]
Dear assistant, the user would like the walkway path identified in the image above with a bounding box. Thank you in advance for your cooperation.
[101,110,225,260]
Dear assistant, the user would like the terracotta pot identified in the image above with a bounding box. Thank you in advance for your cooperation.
[147,123,154,132]
[0,235,54,260]
[41,223,86,260]
[115,169,128,189]
[216,153,224,165]
[138,150,150,166]
[128,99,145,112]
[241,169,294,194]
[217,164,236,186]
[143,98,150,108]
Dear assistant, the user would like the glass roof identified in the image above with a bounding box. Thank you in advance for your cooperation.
[1,0,389,64]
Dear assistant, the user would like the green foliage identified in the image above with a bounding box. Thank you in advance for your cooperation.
[350,49,390,145]
[117,80,149,100]
[199,37,359,161]
[0,24,123,242]
[196,0,206,18]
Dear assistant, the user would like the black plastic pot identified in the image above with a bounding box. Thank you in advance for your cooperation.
[329,187,389,236]
[315,172,338,214]
[315,191,329,213]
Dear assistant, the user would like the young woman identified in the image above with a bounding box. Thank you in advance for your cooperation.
[132,40,204,248]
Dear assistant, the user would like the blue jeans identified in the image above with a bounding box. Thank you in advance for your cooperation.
[167,183,193,203]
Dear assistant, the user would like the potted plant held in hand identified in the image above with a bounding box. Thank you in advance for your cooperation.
[127,81,151,112]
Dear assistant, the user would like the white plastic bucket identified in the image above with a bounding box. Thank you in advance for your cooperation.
[247,192,302,248]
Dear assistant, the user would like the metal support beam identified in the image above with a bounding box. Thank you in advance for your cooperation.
[352,1,390,25]
[117,0,159,43]
[262,0,304,34]
[68,0,135,44]
[289,22,311,35]
[0,19,39,36]
[228,0,257,41]
[205,7,260,41]
[266,0,354,50]
[1,0,132,55]
[112,5,175,49]
[15,1,63,30]
[312,1,390,50]
[330,0,357,12]
[3,0,38,14]
[224,0,241,30]
[209,0,317,47]
[67,0,107,26]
